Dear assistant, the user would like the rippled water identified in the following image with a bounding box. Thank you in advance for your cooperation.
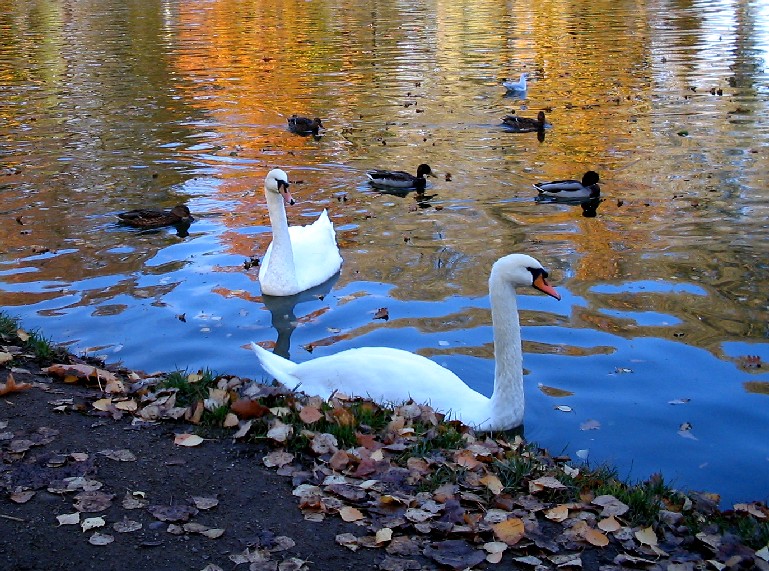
[2,0,768,504]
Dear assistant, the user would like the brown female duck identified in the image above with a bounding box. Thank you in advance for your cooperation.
[117,205,193,228]
[502,110,549,133]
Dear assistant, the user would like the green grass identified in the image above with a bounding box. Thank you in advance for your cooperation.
[0,311,62,361]
[160,369,219,407]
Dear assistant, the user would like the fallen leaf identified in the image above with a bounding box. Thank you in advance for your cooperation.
[582,527,609,546]
[266,420,293,443]
[299,405,323,424]
[529,476,566,493]
[598,515,621,532]
[88,532,115,546]
[10,490,35,504]
[375,528,393,545]
[73,490,114,512]
[147,504,198,522]
[231,397,267,419]
[99,449,136,462]
[479,474,504,495]
[592,495,629,516]
[424,540,486,569]
[263,450,295,468]
[192,496,220,510]
[174,433,204,447]
[492,518,525,546]
[113,518,142,533]
[483,541,507,564]
[545,504,570,522]
[0,352,13,365]
[0,373,33,395]
[114,399,138,412]
[538,384,574,397]
[57,512,81,526]
[202,528,225,539]
[335,533,360,551]
[82,516,106,532]
[339,506,365,522]
[635,526,658,546]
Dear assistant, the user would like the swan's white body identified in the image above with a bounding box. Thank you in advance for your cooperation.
[503,73,528,92]
[252,253,560,430]
[258,169,342,297]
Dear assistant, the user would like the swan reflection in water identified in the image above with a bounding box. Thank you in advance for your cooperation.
[260,273,340,360]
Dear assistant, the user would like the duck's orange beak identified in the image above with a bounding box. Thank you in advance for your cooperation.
[533,274,561,300]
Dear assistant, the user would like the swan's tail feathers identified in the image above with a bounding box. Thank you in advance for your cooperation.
[251,342,300,385]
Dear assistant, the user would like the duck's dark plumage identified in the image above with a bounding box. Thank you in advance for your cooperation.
[366,163,434,191]
[287,115,323,136]
[502,111,549,133]
[117,205,193,228]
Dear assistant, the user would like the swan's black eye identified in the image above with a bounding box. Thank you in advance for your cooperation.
[528,267,548,280]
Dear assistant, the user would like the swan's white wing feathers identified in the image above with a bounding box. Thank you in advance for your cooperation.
[287,210,342,292]
[252,344,491,426]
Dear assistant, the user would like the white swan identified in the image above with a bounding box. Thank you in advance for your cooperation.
[258,168,342,297]
[251,253,560,430]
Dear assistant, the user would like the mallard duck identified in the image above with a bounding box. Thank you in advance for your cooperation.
[258,168,342,297]
[502,111,548,133]
[503,73,528,93]
[287,115,323,136]
[252,253,561,431]
[117,205,193,228]
[366,164,434,191]
[534,171,601,200]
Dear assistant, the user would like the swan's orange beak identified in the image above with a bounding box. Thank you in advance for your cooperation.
[533,274,561,300]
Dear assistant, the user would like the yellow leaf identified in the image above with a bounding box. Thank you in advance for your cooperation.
[339,506,364,522]
[174,433,204,447]
[114,400,137,412]
[492,517,525,545]
[92,398,113,411]
[583,527,609,547]
[635,526,658,546]
[598,515,621,532]
[16,329,29,342]
[479,474,504,495]
[545,504,570,522]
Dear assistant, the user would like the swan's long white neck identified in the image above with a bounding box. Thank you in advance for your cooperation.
[488,267,525,428]
[264,188,298,292]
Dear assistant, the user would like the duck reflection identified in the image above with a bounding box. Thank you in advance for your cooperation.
[260,273,339,359]
[536,195,603,218]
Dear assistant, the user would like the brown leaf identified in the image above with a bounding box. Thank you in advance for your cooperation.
[492,518,525,546]
[299,405,323,424]
[329,406,355,427]
[231,398,271,419]
[582,527,610,546]
[0,373,33,396]
[339,506,365,522]
[147,504,198,522]
[635,526,658,546]
[592,494,629,516]
[598,515,621,532]
[545,504,570,522]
